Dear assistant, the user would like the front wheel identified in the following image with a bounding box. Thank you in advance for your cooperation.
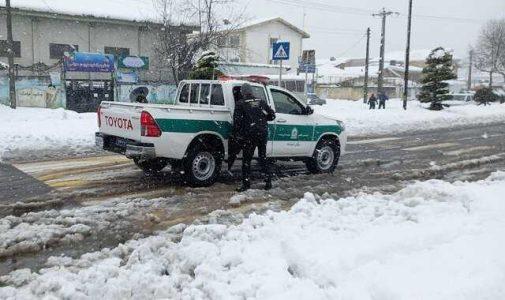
[183,145,222,187]
[306,139,340,174]
[133,158,169,173]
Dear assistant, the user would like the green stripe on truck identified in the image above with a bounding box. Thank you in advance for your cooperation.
[155,119,342,141]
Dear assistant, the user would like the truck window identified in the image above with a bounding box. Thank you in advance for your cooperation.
[233,85,268,103]
[211,84,224,106]
[271,89,304,115]
[251,86,268,103]
[179,83,189,103]
[200,84,210,105]
[190,84,200,104]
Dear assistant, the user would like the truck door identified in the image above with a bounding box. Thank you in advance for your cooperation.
[232,84,274,156]
[269,88,314,157]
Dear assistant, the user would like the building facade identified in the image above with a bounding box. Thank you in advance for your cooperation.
[0,7,196,82]
[217,17,310,69]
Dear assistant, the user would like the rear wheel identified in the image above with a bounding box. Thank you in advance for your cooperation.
[306,138,340,174]
[133,158,168,173]
[183,144,222,186]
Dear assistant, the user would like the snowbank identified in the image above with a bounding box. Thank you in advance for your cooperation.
[2,172,505,299]
[0,105,97,161]
[315,99,505,137]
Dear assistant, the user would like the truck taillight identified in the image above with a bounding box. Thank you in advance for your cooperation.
[140,111,162,137]
[97,105,101,127]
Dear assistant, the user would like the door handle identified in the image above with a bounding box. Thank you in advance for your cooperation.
[277,119,287,123]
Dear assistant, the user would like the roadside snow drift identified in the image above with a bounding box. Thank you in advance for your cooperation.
[314,99,505,136]
[0,105,97,160]
[2,172,505,299]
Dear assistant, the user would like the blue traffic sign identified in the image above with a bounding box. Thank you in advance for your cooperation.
[272,42,290,61]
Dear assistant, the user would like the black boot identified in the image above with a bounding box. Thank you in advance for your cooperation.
[236,180,250,192]
[264,180,272,191]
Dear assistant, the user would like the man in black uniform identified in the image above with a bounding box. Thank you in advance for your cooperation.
[233,83,276,192]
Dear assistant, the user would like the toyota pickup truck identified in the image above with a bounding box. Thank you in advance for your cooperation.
[95,78,347,186]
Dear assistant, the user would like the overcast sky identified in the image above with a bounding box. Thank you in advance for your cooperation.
[235,0,505,60]
[4,0,505,61]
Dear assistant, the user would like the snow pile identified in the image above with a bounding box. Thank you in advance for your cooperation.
[2,172,505,299]
[0,197,170,258]
[315,99,505,136]
[0,105,97,160]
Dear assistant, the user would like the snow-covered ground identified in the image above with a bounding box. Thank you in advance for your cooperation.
[0,105,97,161]
[1,100,504,160]
[315,99,505,137]
[1,172,505,299]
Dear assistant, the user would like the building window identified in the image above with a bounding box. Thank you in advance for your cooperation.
[49,43,78,59]
[0,40,21,57]
[104,46,130,57]
[229,35,240,48]
[269,38,279,48]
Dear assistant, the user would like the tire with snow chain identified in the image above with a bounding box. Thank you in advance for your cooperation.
[306,138,340,174]
[133,158,168,173]
[183,144,222,187]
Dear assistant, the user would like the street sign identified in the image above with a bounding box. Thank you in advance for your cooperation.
[299,49,316,73]
[302,50,316,65]
[272,42,290,61]
[299,64,316,73]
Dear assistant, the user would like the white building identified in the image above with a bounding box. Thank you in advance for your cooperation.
[217,17,310,68]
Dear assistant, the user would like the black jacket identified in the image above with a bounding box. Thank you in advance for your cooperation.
[233,97,275,138]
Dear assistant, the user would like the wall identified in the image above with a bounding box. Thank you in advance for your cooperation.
[316,84,419,101]
[0,76,65,108]
[242,21,303,68]
[0,11,163,82]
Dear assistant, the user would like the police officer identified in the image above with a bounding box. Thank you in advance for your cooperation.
[233,83,276,192]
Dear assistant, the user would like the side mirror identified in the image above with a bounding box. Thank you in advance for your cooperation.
[305,106,314,115]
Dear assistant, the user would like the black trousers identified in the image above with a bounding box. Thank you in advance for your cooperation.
[241,134,271,184]
[378,101,386,109]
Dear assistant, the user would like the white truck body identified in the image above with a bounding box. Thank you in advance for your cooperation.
[96,79,346,185]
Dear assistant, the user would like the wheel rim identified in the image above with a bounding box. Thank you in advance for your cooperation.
[192,151,216,181]
[317,146,334,170]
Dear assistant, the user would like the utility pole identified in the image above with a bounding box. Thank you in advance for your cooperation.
[363,27,370,104]
[467,49,473,91]
[402,0,413,110]
[6,0,16,109]
[373,8,398,94]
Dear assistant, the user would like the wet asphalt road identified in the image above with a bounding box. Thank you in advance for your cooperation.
[0,122,504,275]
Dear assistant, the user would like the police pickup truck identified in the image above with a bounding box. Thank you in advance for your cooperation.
[95,78,347,186]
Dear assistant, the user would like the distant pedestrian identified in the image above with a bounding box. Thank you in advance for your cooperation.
[378,91,388,109]
[368,93,377,109]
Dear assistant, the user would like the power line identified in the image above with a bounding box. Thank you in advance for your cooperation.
[334,33,367,57]
[268,0,486,24]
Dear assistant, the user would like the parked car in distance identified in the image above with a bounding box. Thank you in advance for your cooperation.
[307,93,327,105]
[448,93,473,102]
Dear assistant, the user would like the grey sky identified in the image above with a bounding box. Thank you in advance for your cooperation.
[4,0,505,61]
[236,0,505,60]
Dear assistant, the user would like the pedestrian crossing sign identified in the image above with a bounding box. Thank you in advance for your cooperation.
[272,42,290,61]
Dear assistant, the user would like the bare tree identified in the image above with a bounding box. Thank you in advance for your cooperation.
[153,0,244,84]
[474,19,505,87]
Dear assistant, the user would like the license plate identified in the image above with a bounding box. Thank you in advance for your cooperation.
[114,138,128,148]
[95,136,104,148]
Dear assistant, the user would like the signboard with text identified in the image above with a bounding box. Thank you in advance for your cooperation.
[63,52,115,73]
